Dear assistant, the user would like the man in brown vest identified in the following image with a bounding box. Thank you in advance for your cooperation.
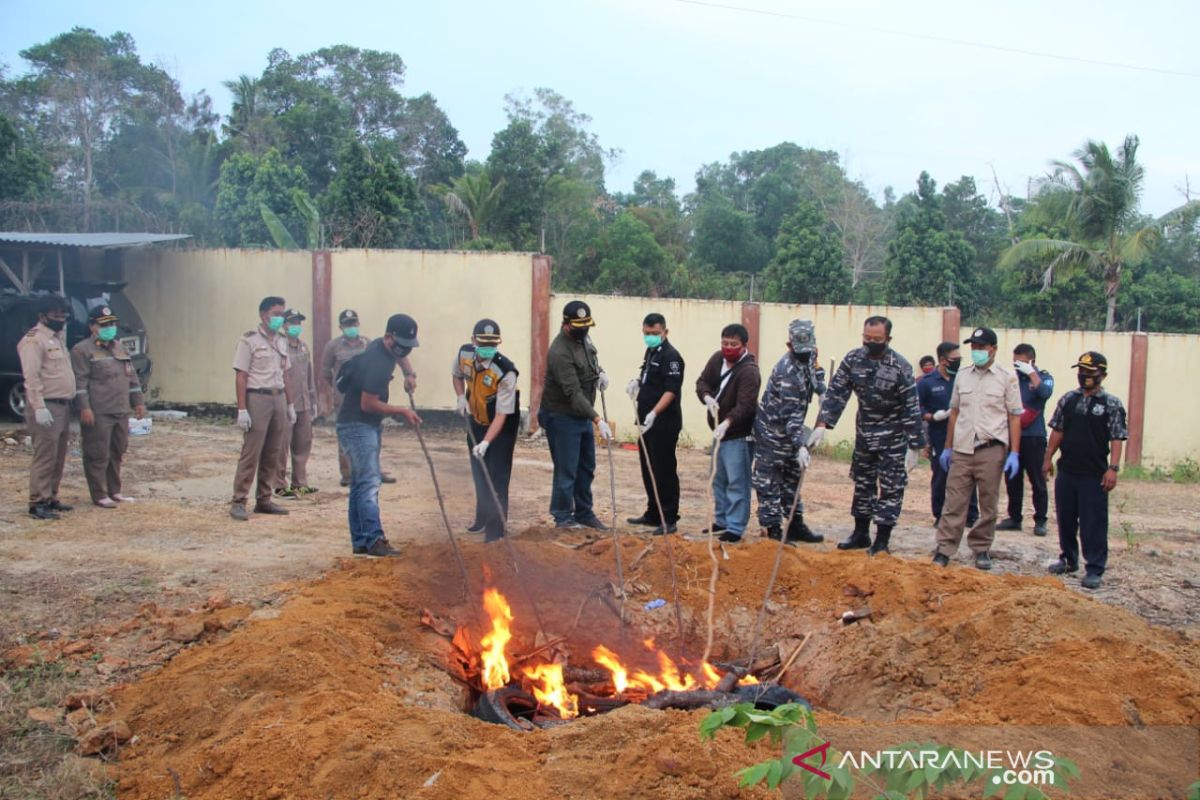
[17,295,77,520]
[71,304,146,508]
[276,309,318,497]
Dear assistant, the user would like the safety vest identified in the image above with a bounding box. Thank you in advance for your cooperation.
[457,346,520,427]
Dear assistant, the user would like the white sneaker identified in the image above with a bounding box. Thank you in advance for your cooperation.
[111,494,135,503]
[95,497,118,508]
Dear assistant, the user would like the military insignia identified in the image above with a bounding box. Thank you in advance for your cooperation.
[485,324,495,334]
[483,375,494,387]
[102,307,111,316]
[1091,404,1105,416]
[974,328,984,338]
[668,361,681,375]
[577,308,587,318]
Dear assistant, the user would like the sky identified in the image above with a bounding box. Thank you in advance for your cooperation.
[2,0,1198,216]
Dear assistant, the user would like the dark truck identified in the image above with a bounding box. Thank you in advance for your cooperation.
[0,284,152,418]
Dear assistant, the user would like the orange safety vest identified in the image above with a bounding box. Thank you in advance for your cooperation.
[457,346,519,427]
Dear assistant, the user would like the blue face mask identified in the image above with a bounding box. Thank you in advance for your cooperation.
[98,325,118,342]
[343,326,359,339]
[267,316,285,332]
[286,324,302,338]
[475,346,498,361]
[971,350,991,367]
[644,334,663,349]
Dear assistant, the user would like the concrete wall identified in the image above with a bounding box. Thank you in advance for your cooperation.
[1142,333,1200,464]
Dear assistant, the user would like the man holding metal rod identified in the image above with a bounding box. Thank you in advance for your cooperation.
[625,312,684,536]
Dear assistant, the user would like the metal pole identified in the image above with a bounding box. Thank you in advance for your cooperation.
[746,466,806,671]
[598,388,627,624]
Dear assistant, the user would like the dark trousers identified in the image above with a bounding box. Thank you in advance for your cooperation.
[537,409,596,524]
[1055,470,1109,576]
[1005,435,1049,523]
[930,445,978,525]
[468,418,517,541]
[638,419,681,524]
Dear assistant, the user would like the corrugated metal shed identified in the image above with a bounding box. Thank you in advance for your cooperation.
[0,232,190,248]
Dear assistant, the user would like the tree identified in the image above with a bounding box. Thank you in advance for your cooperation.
[393,92,467,188]
[0,113,52,200]
[691,196,770,274]
[214,148,308,246]
[222,75,277,154]
[761,201,851,304]
[436,169,505,242]
[322,140,429,248]
[485,118,549,250]
[592,211,672,296]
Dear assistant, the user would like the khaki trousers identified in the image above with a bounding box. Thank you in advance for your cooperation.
[232,391,287,506]
[935,443,1006,556]
[27,400,71,504]
[277,409,314,488]
[81,413,130,502]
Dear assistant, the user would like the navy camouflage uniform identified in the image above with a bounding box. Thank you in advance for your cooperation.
[818,347,925,528]
[752,353,826,528]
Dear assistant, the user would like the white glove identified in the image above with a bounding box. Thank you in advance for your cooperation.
[34,407,54,427]
[1013,361,1035,376]
[287,403,297,425]
[932,409,951,422]
[626,378,640,400]
[796,446,811,470]
[597,420,613,441]
[905,448,921,473]
[714,420,731,441]
[598,372,610,392]
[472,440,489,460]
[236,409,252,432]
[703,395,720,420]
[455,395,470,417]
[806,427,826,448]
[639,410,656,435]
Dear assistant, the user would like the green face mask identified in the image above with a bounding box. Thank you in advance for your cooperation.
[343,326,359,339]
[98,325,118,342]
[475,346,498,361]
[970,350,991,367]
[286,324,303,338]
[267,316,285,332]
[643,334,663,349]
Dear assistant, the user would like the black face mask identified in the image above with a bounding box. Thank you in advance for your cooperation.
[388,341,411,360]
[44,318,66,332]
[793,350,813,362]
[1078,372,1102,390]
[863,341,887,357]
[569,327,589,342]
[946,358,961,375]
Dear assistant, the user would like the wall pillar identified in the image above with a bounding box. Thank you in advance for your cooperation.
[1126,332,1148,466]
[941,306,961,346]
[527,255,553,431]
[741,301,761,359]
[311,250,333,407]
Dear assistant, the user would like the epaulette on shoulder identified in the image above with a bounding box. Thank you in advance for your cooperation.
[243,330,258,338]
[24,329,38,338]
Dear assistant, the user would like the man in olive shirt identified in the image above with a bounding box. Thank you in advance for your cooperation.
[277,309,318,497]
[17,295,77,520]
[71,305,146,508]
[538,300,612,530]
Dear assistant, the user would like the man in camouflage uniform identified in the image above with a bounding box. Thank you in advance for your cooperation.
[752,320,826,544]
[809,316,925,555]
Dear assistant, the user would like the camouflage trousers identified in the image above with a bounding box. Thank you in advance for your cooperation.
[849,435,909,527]
[753,446,805,527]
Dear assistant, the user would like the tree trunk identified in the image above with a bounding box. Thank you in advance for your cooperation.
[1104,261,1120,332]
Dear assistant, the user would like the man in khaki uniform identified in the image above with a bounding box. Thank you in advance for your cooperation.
[71,305,146,508]
[321,309,404,486]
[933,327,1024,570]
[231,296,295,521]
[276,309,318,497]
[17,295,77,520]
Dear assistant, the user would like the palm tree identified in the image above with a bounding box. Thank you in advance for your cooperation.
[1000,135,1198,331]
[221,75,273,153]
[437,171,505,240]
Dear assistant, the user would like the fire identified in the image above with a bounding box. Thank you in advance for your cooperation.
[479,588,513,690]
[522,662,578,719]
[592,645,629,693]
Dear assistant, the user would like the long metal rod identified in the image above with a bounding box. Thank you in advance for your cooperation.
[700,422,723,666]
[406,391,470,600]
[598,389,627,625]
[746,466,806,671]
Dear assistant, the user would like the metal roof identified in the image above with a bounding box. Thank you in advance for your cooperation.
[0,232,191,249]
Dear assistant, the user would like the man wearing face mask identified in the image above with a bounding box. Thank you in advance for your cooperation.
[539,300,611,531]
[70,305,146,508]
[997,344,1055,536]
[453,319,520,542]
[625,313,684,535]
[17,295,77,520]
[918,342,979,527]
[810,316,925,555]
[919,355,936,376]
[275,310,318,498]
[932,327,1023,570]
[1042,352,1127,590]
[336,313,423,557]
[751,319,826,544]
[230,296,294,521]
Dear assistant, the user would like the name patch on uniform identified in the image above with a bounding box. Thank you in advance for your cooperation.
[483,374,494,388]
[1091,404,1105,416]
[668,361,681,375]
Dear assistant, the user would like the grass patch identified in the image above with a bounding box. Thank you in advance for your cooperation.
[1123,457,1200,484]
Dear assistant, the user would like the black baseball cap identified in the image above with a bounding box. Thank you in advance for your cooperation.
[1072,351,1108,371]
[473,318,502,344]
[338,309,359,326]
[88,305,118,325]
[562,300,595,328]
[283,309,306,322]
[963,326,998,346]
[386,313,419,347]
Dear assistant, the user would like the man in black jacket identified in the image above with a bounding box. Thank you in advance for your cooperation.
[626,313,684,535]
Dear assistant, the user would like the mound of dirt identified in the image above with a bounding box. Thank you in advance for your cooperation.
[106,533,1200,799]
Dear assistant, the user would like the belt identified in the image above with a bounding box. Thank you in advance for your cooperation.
[974,439,1003,451]
[44,398,70,404]
[247,387,284,396]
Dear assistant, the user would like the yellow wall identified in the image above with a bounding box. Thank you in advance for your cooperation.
[1141,333,1200,465]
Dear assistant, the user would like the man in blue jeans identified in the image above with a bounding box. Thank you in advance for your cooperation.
[695,323,761,543]
[335,313,422,557]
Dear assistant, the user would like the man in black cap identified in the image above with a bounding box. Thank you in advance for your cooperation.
[625,312,684,535]
[538,300,611,530]
[452,319,520,542]
[335,313,423,557]
[932,327,1023,570]
[1043,352,1127,589]
[70,304,146,508]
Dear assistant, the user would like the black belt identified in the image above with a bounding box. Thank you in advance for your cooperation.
[247,388,284,396]
[975,439,1003,451]
[44,398,70,404]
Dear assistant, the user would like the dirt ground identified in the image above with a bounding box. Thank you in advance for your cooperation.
[1,416,1199,799]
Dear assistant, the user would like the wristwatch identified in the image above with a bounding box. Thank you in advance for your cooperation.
[1107,464,1120,473]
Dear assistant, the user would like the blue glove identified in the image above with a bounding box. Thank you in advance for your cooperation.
[1004,451,1020,479]
[938,449,952,472]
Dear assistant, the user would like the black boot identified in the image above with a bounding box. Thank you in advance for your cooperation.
[765,524,783,541]
[837,517,872,550]
[867,524,892,556]
[786,514,824,543]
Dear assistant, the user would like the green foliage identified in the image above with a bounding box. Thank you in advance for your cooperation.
[214,148,308,246]
[323,139,428,248]
[691,196,770,273]
[761,200,851,303]
[1185,779,1200,800]
[0,113,52,199]
[591,211,672,295]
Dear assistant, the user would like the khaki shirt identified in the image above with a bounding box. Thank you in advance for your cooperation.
[17,322,76,409]
[71,337,144,415]
[949,362,1023,454]
[321,334,370,394]
[284,337,317,413]
[232,326,289,390]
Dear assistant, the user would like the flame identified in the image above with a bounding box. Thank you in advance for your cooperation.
[523,662,579,719]
[740,674,760,685]
[592,645,629,693]
[702,662,722,686]
[657,650,698,691]
[480,588,513,690]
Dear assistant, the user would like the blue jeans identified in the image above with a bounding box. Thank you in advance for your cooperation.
[714,437,753,536]
[337,422,383,550]
[538,409,596,524]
